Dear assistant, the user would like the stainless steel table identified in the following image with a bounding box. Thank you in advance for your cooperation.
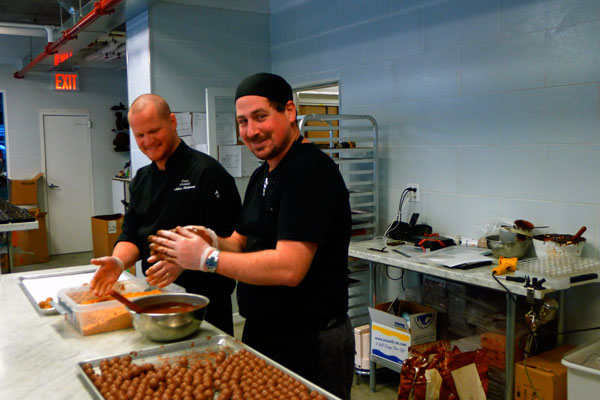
[348,239,593,400]
[0,220,39,273]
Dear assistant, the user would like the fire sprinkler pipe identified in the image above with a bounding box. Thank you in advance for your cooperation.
[13,0,125,79]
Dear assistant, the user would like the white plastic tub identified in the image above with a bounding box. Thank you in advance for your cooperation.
[561,338,600,399]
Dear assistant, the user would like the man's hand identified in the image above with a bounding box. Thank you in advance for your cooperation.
[90,256,125,297]
[147,226,212,271]
[145,260,184,287]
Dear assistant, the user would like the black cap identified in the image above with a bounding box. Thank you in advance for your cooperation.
[235,72,293,104]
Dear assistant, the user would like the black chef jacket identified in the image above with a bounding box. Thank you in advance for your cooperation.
[118,141,241,299]
[236,136,351,323]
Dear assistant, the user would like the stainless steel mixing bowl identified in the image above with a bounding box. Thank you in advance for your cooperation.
[486,234,532,258]
[128,293,209,342]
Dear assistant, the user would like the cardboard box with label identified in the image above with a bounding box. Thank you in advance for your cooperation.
[91,214,123,258]
[10,173,43,205]
[368,300,437,367]
[514,344,575,400]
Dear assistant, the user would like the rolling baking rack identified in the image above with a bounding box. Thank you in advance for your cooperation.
[298,114,378,332]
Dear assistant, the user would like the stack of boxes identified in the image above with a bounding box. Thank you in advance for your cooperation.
[7,173,49,267]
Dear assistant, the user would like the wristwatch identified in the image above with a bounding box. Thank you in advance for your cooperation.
[205,249,220,273]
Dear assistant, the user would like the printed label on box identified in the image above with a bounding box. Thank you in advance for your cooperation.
[371,321,410,365]
[108,220,117,234]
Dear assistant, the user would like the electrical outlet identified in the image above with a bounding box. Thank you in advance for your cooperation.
[407,183,420,202]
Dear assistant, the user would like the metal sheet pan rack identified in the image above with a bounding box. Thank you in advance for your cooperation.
[298,114,379,328]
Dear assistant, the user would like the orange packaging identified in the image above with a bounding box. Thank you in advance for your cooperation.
[480,331,524,369]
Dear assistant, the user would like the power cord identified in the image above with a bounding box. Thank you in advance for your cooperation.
[383,187,417,239]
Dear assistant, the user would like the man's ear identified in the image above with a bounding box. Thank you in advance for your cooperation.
[169,113,177,129]
[285,100,297,123]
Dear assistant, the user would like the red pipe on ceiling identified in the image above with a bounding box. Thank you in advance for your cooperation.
[13,0,125,79]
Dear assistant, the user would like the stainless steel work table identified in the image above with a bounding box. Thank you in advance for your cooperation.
[348,239,594,400]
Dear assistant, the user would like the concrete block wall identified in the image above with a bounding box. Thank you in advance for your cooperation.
[271,0,600,343]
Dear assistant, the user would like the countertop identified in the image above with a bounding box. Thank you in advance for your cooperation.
[0,265,223,399]
[349,239,559,299]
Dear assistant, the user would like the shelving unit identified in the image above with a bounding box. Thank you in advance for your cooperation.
[298,114,378,329]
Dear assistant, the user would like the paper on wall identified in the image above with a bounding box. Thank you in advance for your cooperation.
[218,145,259,178]
[216,112,237,144]
[174,112,192,137]
[192,112,207,144]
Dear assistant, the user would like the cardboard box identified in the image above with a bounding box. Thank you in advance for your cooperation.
[10,173,43,205]
[481,331,524,370]
[91,214,123,258]
[12,209,49,266]
[515,344,575,400]
[368,300,437,367]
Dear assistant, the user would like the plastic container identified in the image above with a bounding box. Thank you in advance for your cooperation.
[561,338,600,399]
[533,234,586,258]
[56,279,184,336]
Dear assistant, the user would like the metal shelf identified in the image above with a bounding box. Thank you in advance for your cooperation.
[299,114,378,329]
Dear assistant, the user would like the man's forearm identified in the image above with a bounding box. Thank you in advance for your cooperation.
[216,231,246,253]
[112,241,140,268]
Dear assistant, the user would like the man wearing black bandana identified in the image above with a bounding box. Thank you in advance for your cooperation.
[148,73,354,399]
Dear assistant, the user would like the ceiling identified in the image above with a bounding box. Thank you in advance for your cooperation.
[0,0,73,26]
[0,0,128,72]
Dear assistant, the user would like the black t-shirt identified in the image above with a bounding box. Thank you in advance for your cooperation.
[118,141,241,297]
[236,137,351,321]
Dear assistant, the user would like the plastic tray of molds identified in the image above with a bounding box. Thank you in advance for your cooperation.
[76,334,340,399]
[516,256,600,289]
[56,279,184,336]
[19,268,134,315]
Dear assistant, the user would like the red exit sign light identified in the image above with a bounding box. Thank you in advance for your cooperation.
[52,72,79,91]
[53,51,73,66]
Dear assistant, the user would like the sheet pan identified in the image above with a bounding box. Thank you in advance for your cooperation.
[77,334,341,399]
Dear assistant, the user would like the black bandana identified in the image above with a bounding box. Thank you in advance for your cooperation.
[235,73,293,104]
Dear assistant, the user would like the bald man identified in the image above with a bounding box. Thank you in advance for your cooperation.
[90,93,241,334]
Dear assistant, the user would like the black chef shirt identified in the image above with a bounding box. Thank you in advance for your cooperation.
[236,137,351,322]
[118,141,241,297]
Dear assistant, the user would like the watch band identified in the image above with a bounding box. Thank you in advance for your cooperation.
[205,249,220,273]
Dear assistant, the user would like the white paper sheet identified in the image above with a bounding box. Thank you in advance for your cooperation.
[174,112,192,137]
[218,145,259,177]
[192,112,207,144]
[216,112,237,144]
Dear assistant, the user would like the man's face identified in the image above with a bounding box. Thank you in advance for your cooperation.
[129,105,178,166]
[235,96,296,162]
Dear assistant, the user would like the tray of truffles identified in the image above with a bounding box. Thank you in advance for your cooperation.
[19,268,134,315]
[56,279,184,336]
[77,334,340,400]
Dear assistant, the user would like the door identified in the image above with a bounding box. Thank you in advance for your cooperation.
[42,114,94,255]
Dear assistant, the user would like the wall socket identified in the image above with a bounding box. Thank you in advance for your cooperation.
[407,183,420,202]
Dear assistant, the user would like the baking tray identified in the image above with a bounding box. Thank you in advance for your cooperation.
[19,267,134,315]
[77,334,341,400]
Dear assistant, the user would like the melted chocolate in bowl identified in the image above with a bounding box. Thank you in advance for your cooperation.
[141,301,202,314]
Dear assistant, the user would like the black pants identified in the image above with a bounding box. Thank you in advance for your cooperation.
[242,316,355,400]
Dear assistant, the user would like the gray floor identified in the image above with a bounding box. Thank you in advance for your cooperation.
[12,251,399,399]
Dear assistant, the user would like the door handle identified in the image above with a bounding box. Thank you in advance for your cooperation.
[48,183,60,189]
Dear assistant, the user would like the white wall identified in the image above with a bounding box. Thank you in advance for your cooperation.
[271,0,600,344]
[0,64,128,215]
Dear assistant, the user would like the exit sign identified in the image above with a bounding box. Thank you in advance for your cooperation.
[52,72,79,91]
